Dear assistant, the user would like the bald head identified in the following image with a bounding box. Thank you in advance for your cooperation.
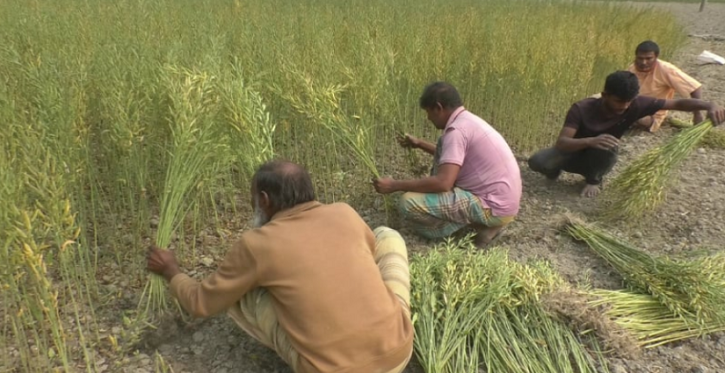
[251,160,316,213]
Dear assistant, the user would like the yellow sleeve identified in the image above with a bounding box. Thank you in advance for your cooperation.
[664,63,702,98]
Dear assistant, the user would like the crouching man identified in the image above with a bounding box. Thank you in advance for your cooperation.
[147,160,413,373]
[373,82,522,248]
[528,71,725,198]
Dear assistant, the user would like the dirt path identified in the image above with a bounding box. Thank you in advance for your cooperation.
[127,3,725,373]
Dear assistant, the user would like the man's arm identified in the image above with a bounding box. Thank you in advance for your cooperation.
[661,99,725,125]
[147,239,258,318]
[555,127,618,152]
[373,163,460,194]
[553,103,617,152]
[415,139,437,155]
[399,134,436,155]
[690,88,704,124]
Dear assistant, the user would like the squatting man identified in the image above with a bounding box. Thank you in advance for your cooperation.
[147,161,414,373]
[529,70,725,198]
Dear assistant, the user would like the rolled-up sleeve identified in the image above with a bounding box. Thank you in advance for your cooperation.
[170,238,258,318]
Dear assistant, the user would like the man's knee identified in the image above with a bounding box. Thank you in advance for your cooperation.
[587,148,618,165]
[582,148,617,184]
[397,192,419,218]
[527,154,544,173]
[528,148,561,174]
[240,288,272,323]
[374,226,403,242]
[374,226,407,257]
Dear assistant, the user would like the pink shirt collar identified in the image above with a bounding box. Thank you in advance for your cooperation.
[445,106,466,129]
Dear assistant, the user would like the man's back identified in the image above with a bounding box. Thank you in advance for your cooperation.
[241,202,413,373]
[439,109,522,217]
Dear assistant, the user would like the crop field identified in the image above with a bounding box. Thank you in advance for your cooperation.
[1,0,709,372]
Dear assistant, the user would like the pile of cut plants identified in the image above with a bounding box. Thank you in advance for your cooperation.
[601,120,715,221]
[409,239,609,373]
[410,221,725,372]
[566,220,725,348]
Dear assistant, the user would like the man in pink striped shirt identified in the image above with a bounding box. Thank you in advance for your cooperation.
[373,82,522,248]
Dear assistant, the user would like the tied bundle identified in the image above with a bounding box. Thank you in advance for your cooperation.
[567,221,725,330]
[669,117,725,149]
[601,120,713,221]
[589,289,725,348]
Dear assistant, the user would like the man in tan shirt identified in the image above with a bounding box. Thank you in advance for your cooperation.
[147,161,414,373]
[628,40,703,132]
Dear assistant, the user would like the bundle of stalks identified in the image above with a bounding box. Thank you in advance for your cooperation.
[601,120,713,221]
[317,91,381,179]
[278,68,397,219]
[589,289,725,348]
[566,221,725,327]
[543,290,641,359]
[668,117,725,149]
[219,74,276,181]
[139,66,227,320]
[410,237,605,373]
[281,70,381,178]
[667,117,693,129]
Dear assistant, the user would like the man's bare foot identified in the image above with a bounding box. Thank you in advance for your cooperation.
[580,184,601,198]
[473,225,505,248]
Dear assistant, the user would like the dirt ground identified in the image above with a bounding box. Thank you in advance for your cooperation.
[118,2,725,373]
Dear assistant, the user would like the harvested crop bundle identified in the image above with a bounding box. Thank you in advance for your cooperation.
[567,221,725,327]
[410,238,606,373]
[601,120,713,221]
[589,289,725,348]
[139,66,227,319]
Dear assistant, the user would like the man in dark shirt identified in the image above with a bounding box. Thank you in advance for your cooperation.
[528,71,725,198]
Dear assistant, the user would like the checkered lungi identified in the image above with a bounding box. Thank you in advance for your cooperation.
[399,187,514,239]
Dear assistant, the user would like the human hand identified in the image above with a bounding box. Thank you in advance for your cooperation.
[146,246,182,282]
[372,177,397,194]
[706,105,725,126]
[587,134,619,150]
[693,111,704,125]
[397,133,419,149]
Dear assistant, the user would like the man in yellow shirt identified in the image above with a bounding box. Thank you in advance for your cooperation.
[628,40,703,132]
[147,161,413,373]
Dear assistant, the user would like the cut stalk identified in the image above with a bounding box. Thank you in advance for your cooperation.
[567,221,725,327]
[601,120,713,221]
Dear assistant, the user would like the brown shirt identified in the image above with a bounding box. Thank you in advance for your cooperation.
[564,96,665,139]
[170,201,414,373]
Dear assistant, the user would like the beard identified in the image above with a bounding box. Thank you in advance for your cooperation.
[251,198,270,228]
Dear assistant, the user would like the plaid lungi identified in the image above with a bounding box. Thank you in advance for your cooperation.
[226,226,412,373]
[399,187,514,239]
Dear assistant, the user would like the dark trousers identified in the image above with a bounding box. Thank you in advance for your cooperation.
[528,147,618,185]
